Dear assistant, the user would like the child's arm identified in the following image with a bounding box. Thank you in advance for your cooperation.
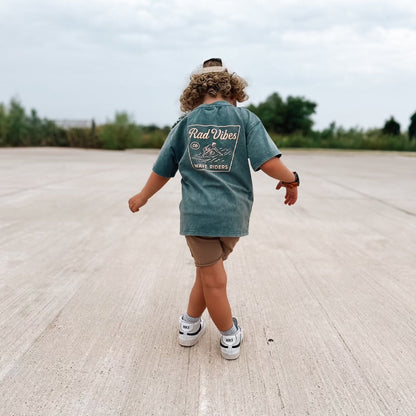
[260,157,299,206]
[128,171,170,213]
[260,157,296,182]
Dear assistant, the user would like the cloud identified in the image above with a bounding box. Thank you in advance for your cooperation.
[1,0,415,129]
[279,26,416,75]
[4,0,415,59]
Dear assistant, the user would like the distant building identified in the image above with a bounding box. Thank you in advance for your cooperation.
[53,119,92,129]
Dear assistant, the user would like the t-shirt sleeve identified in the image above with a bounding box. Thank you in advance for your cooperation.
[246,113,281,171]
[152,128,179,178]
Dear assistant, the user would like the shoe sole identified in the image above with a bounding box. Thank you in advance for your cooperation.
[221,329,243,360]
[221,349,240,360]
[179,323,206,347]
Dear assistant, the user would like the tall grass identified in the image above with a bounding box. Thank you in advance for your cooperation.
[272,127,416,152]
[98,113,169,150]
[0,99,414,152]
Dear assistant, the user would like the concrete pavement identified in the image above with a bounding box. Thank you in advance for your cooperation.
[0,147,415,415]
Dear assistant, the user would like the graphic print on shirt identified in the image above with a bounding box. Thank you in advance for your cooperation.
[187,124,241,172]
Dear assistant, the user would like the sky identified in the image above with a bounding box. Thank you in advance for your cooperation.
[1,0,415,131]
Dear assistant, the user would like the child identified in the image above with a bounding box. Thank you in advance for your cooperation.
[128,58,299,360]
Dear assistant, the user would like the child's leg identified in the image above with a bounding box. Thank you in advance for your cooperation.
[186,268,206,318]
[179,268,207,347]
[198,259,233,332]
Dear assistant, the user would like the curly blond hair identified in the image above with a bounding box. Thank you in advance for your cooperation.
[180,70,249,112]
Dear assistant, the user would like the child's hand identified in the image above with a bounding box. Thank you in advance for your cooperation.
[128,193,148,213]
[276,181,298,206]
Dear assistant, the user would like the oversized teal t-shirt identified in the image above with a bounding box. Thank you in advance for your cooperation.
[152,101,281,237]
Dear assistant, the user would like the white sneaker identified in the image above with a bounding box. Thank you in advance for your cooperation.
[178,315,206,347]
[220,318,243,360]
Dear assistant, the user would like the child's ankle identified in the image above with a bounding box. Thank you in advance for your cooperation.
[220,318,238,336]
[183,313,201,323]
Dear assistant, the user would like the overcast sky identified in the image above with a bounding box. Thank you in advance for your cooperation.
[1,0,415,130]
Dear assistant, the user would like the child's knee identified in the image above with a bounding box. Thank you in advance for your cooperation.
[199,262,227,289]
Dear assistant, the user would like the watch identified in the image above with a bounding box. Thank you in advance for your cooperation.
[293,171,300,185]
[282,171,300,187]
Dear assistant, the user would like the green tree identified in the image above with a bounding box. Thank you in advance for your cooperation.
[42,119,68,146]
[6,98,27,146]
[382,116,400,136]
[99,112,139,150]
[88,119,101,148]
[247,93,317,135]
[27,109,43,146]
[0,104,7,146]
[247,93,285,133]
[284,96,317,135]
[408,112,416,141]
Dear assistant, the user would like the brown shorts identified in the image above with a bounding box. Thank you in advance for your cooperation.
[185,236,240,267]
